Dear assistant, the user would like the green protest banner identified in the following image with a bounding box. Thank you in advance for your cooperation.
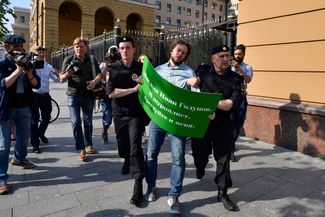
[138,57,222,138]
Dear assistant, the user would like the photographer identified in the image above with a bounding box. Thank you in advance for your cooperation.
[0,35,40,194]
[30,46,60,153]
[230,44,253,162]
[98,45,120,144]
[60,37,101,161]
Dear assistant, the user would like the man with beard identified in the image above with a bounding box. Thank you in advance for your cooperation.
[230,44,253,161]
[191,45,244,211]
[145,39,200,215]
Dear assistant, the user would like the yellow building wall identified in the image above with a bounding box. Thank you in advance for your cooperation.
[237,0,325,105]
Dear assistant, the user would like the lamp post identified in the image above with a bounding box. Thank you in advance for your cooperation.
[226,1,238,55]
[114,18,121,46]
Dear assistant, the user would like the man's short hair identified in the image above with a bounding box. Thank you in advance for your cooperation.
[73,37,89,48]
[234,44,246,53]
[169,39,192,62]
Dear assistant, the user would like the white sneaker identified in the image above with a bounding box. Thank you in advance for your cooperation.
[167,196,181,214]
[145,187,156,202]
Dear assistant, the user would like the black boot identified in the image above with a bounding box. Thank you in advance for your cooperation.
[217,188,237,211]
[121,157,130,175]
[130,179,143,206]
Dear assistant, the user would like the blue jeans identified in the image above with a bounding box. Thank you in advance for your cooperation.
[100,99,112,132]
[0,107,31,185]
[67,96,95,151]
[146,121,186,197]
[232,96,248,141]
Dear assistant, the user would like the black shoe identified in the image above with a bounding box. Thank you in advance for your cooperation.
[121,159,130,175]
[218,194,237,211]
[102,132,108,144]
[196,168,205,179]
[32,147,42,154]
[39,136,48,144]
[130,180,143,207]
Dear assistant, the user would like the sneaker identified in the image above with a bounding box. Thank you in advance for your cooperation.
[167,196,181,215]
[39,135,48,144]
[10,159,35,169]
[79,150,87,161]
[145,187,157,202]
[102,132,108,144]
[32,146,42,154]
[0,183,10,195]
[85,146,97,154]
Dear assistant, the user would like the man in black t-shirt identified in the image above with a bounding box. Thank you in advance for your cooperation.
[106,36,146,207]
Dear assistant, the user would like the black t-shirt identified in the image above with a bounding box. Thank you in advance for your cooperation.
[196,64,244,122]
[107,60,144,117]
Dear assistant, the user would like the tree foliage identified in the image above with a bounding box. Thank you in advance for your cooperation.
[0,0,16,41]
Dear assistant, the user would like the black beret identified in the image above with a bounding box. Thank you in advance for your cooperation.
[120,36,134,44]
[211,45,229,55]
[3,34,26,44]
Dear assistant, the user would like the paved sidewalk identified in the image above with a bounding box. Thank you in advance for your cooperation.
[1,83,324,217]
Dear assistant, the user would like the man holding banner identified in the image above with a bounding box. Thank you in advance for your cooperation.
[192,45,244,211]
[144,39,200,215]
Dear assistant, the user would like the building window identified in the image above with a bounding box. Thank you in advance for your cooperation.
[184,21,191,27]
[176,19,181,28]
[203,0,208,7]
[177,6,181,14]
[211,14,215,20]
[155,15,161,24]
[212,2,217,9]
[195,10,199,18]
[166,4,171,12]
[187,8,191,16]
[196,0,200,5]
[20,16,25,23]
[218,15,222,22]
[187,0,192,3]
[166,17,171,25]
[155,1,161,10]
[219,4,223,11]
[203,12,207,20]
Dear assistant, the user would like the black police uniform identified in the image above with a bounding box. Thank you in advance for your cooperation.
[191,64,244,190]
[106,60,146,180]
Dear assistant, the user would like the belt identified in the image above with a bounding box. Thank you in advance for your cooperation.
[35,92,49,96]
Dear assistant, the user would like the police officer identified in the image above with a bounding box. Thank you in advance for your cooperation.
[191,45,244,211]
[0,35,40,194]
[106,36,146,207]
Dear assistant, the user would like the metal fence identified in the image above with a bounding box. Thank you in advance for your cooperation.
[51,24,225,70]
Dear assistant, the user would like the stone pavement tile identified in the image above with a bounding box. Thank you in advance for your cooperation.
[231,174,287,207]
[0,209,12,217]
[0,190,28,211]
[13,194,80,217]
[239,182,312,216]
[43,211,68,217]
[275,193,325,217]
[27,184,61,203]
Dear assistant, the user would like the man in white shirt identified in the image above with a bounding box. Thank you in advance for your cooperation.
[30,46,59,153]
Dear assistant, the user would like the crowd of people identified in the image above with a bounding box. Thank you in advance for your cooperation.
[0,34,253,214]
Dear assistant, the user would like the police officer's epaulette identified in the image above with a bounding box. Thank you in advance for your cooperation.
[195,63,210,76]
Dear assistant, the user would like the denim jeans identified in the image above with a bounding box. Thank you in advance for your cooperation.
[67,95,95,151]
[0,107,31,185]
[146,121,186,197]
[232,96,248,141]
[100,99,112,132]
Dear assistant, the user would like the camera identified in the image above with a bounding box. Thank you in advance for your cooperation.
[67,61,82,74]
[10,51,39,69]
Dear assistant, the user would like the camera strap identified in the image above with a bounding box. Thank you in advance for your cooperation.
[90,55,96,79]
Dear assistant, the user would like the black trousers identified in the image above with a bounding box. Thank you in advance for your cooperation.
[192,120,234,189]
[113,115,145,180]
[30,93,52,147]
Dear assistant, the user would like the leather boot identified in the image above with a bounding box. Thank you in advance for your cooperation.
[130,179,143,206]
[217,188,237,211]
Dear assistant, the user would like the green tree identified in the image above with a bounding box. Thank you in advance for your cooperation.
[0,0,15,41]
